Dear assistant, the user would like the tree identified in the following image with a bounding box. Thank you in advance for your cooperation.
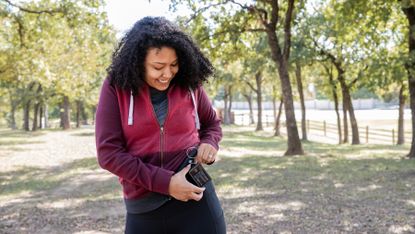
[401,0,415,157]
[171,0,305,155]
[322,62,342,144]
[240,35,275,131]
[0,0,115,130]
[303,0,396,144]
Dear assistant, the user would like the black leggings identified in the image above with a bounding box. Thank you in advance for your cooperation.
[125,181,226,234]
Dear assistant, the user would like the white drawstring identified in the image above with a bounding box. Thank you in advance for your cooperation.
[128,90,134,125]
[189,87,200,130]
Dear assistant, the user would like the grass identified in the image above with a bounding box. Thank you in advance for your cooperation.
[0,125,414,233]
[213,126,415,187]
[209,126,415,233]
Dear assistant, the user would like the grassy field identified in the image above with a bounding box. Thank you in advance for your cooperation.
[0,126,414,233]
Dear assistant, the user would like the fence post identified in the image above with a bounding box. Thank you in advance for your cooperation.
[392,129,395,145]
[366,126,369,144]
[324,120,326,136]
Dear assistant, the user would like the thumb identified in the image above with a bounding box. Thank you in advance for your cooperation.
[179,164,191,175]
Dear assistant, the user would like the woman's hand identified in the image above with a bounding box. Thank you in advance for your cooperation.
[196,143,217,164]
[168,165,205,202]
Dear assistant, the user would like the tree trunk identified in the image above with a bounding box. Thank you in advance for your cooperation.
[274,97,283,137]
[91,105,96,125]
[8,89,18,130]
[223,86,232,125]
[23,82,36,131]
[76,100,81,128]
[403,4,415,158]
[267,32,303,155]
[255,72,263,131]
[342,101,348,143]
[228,86,233,124]
[23,100,31,131]
[272,94,276,126]
[9,103,17,130]
[60,96,71,130]
[295,61,307,141]
[32,85,42,131]
[346,95,360,145]
[397,85,406,145]
[263,0,302,155]
[223,90,229,124]
[39,106,43,129]
[243,93,255,125]
[278,62,303,155]
[337,68,360,144]
[81,102,88,125]
[329,71,342,144]
[32,102,40,131]
[44,104,49,128]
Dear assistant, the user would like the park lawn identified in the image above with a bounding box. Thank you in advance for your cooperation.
[0,126,414,233]
[211,126,415,233]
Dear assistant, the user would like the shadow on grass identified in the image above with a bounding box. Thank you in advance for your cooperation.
[303,140,409,157]
[0,140,45,146]
[1,126,414,233]
[211,127,415,232]
[0,157,117,198]
[0,129,45,138]
[70,132,95,137]
[0,156,124,233]
[0,129,46,148]
[221,129,286,151]
[208,151,415,233]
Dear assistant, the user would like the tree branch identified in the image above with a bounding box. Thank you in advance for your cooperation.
[312,37,342,70]
[269,0,279,30]
[256,7,269,25]
[2,0,64,15]
[228,0,247,9]
[185,1,232,25]
[245,28,267,33]
[283,0,295,60]
[349,64,368,88]
[229,0,269,26]
[12,14,25,47]
[245,80,258,93]
[197,26,265,44]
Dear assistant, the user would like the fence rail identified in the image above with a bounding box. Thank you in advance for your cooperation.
[233,113,412,145]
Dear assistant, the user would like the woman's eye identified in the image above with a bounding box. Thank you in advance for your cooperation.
[154,67,163,70]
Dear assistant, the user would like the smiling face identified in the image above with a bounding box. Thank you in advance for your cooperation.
[144,46,179,91]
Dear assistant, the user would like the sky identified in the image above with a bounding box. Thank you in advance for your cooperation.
[104,0,186,35]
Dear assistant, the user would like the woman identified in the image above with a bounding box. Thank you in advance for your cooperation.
[95,16,226,233]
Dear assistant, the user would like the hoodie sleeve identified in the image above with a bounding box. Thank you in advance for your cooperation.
[95,79,173,195]
[196,86,223,150]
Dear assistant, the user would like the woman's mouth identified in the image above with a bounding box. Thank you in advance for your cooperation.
[158,79,169,84]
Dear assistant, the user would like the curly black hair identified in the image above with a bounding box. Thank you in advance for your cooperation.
[107,16,214,95]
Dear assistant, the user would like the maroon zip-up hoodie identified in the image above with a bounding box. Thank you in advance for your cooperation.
[95,78,222,200]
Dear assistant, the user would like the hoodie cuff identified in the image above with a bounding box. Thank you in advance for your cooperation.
[152,168,174,195]
[200,139,219,151]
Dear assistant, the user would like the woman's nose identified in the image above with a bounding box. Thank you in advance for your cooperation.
[163,68,173,78]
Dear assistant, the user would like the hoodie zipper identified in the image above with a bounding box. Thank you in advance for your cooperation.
[148,88,168,169]
[160,126,164,168]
